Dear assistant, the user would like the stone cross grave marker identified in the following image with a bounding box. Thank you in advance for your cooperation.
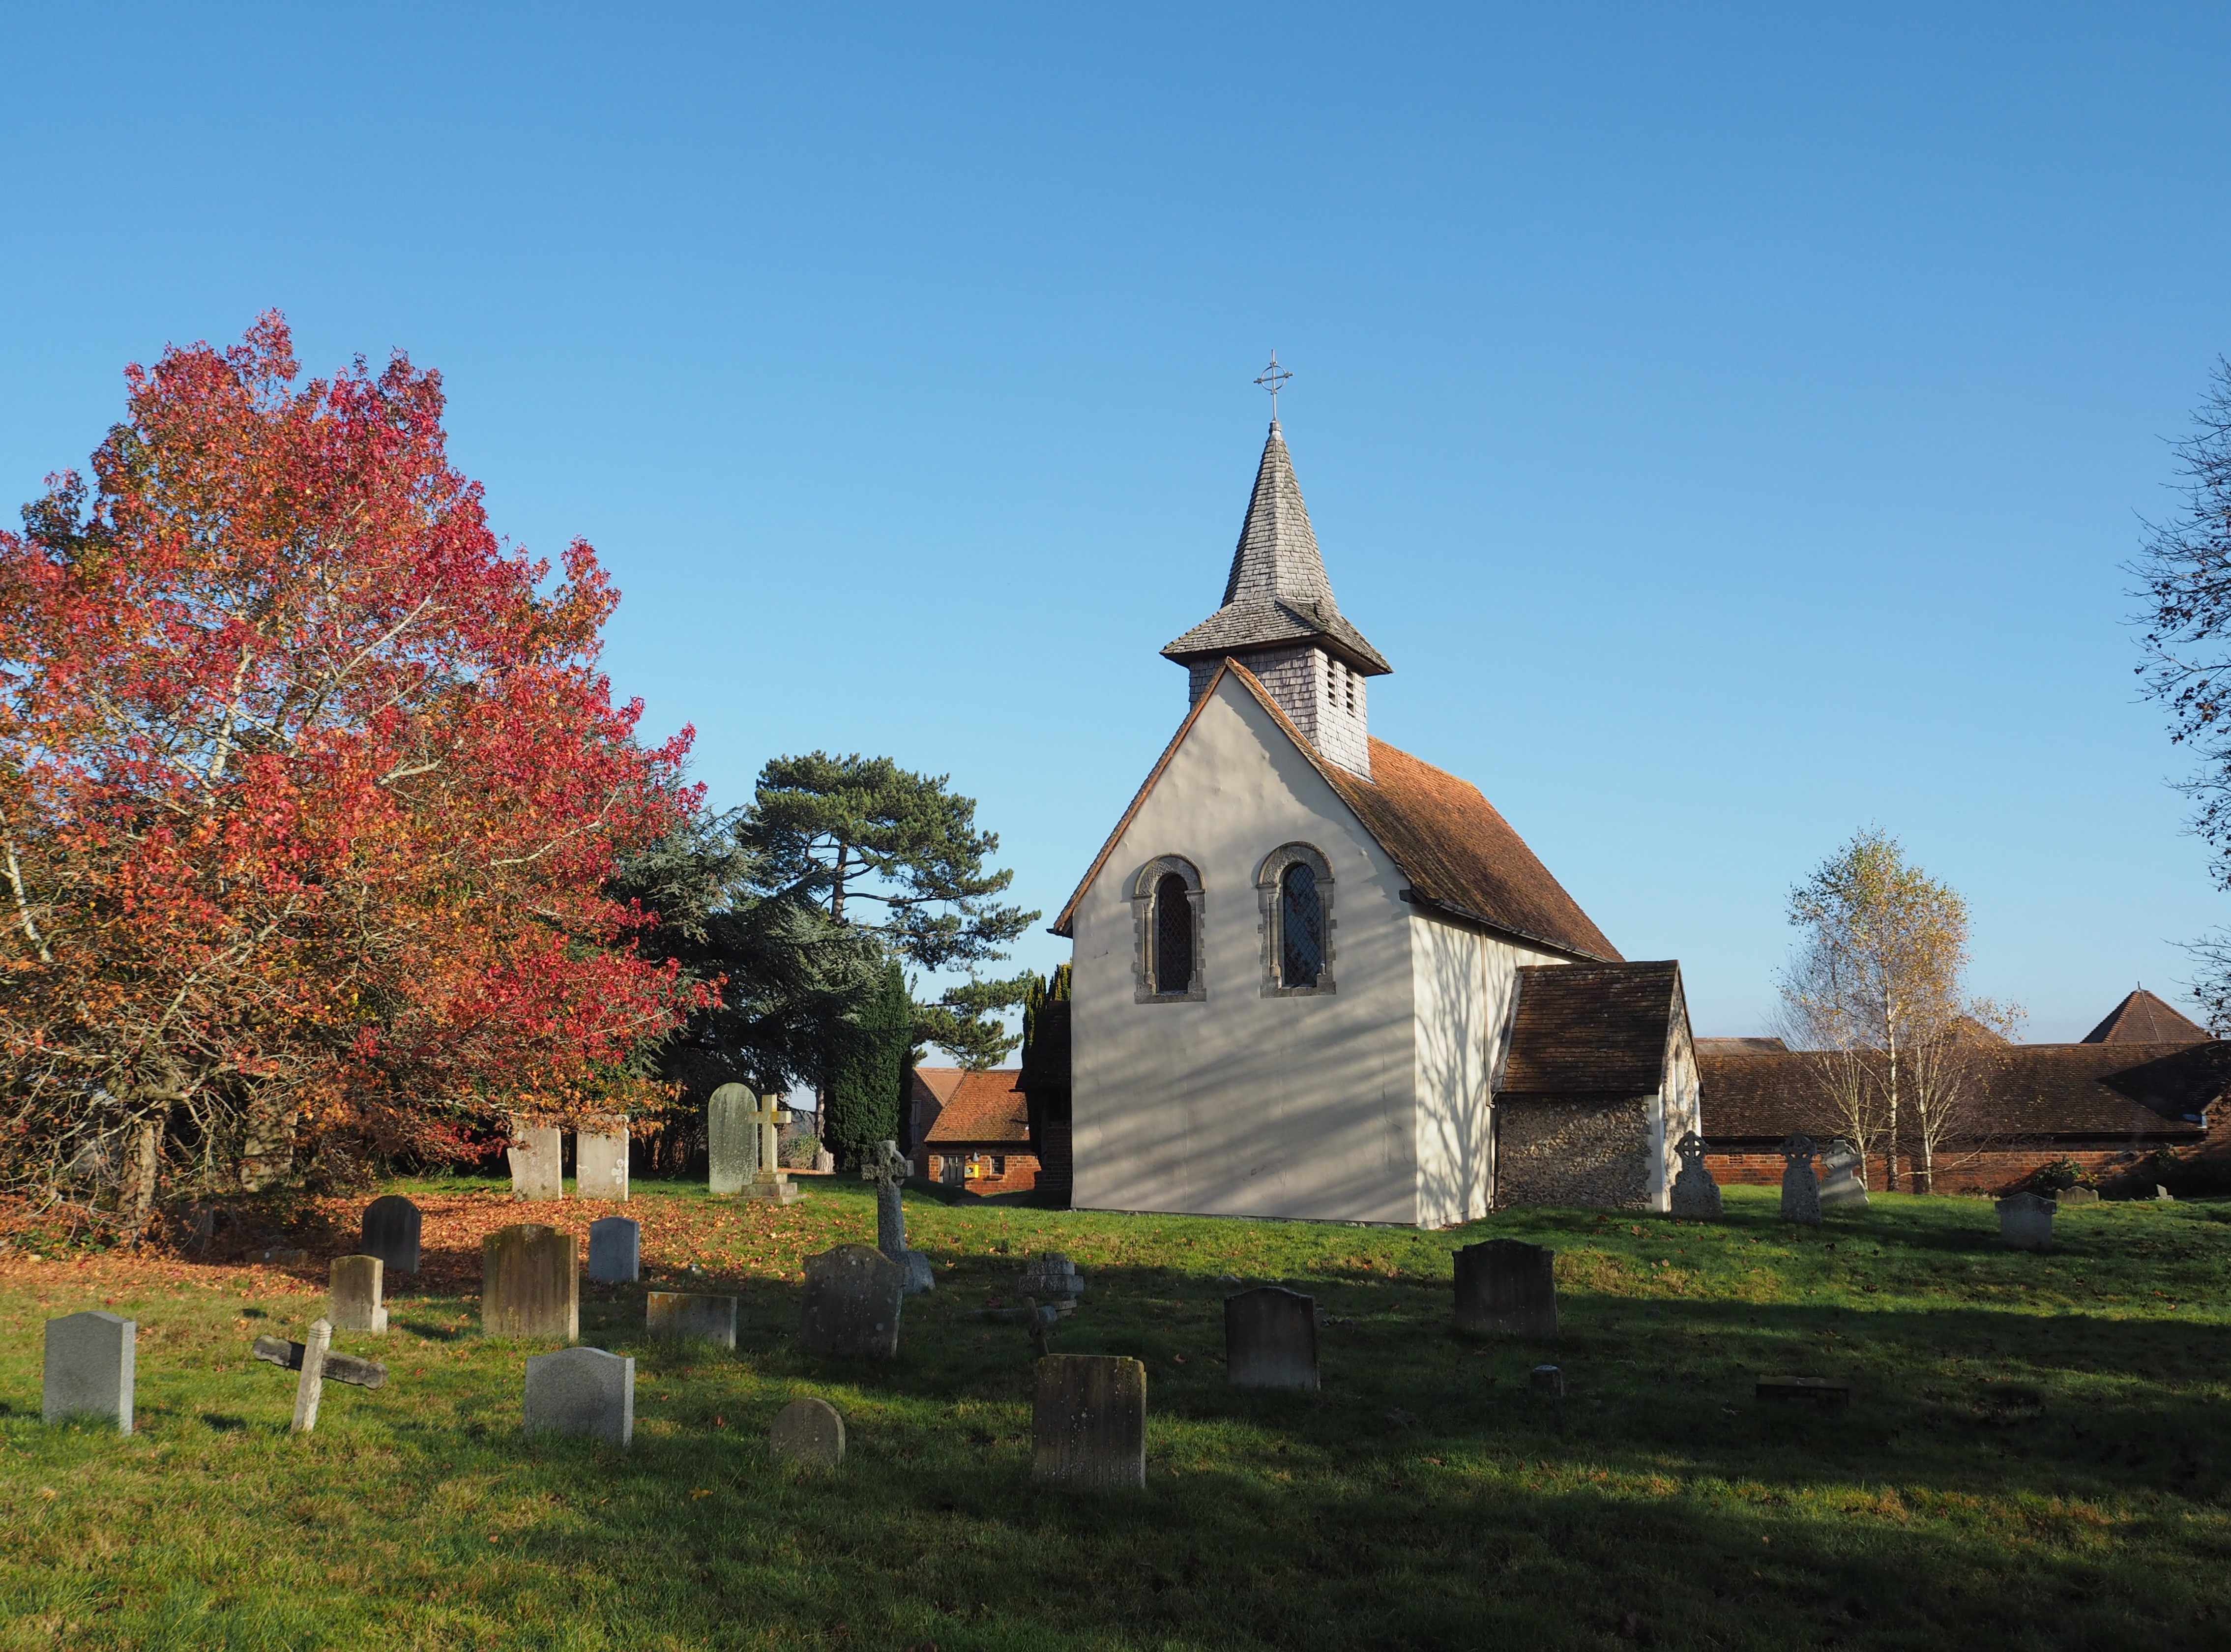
[507,1120,564,1202]
[1818,1139,1870,1211]
[587,1216,640,1284]
[746,1094,802,1204]
[253,1333,387,1390]
[1779,1135,1822,1226]
[329,1254,389,1334]
[1453,1239,1558,1339]
[707,1083,758,1195]
[770,1396,847,1470]
[1225,1285,1319,1389]
[576,1124,630,1202]
[290,1319,333,1434]
[800,1244,904,1358]
[1032,1354,1146,1491]
[482,1223,580,1340]
[646,1290,738,1348]
[524,1346,634,1447]
[359,1194,421,1275]
[862,1139,935,1293]
[43,1311,134,1432]
[1997,1191,2055,1252]
[1669,1130,1723,1219]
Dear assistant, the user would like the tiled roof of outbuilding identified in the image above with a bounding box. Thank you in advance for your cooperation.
[922,1069,1030,1146]
[2080,989,2209,1047]
[1500,961,1686,1094]
[1697,1042,2227,1145]
[1162,421,1391,676]
[1696,1037,1789,1058]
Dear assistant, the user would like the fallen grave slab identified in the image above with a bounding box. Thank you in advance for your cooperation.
[252,1335,388,1388]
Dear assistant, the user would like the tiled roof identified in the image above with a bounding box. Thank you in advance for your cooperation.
[1161,421,1391,676]
[909,1067,968,1106]
[2080,989,2209,1046]
[923,1069,1030,1146]
[1697,1042,2227,1144]
[1052,661,1621,964]
[1695,1037,1789,1058]
[1501,962,1685,1094]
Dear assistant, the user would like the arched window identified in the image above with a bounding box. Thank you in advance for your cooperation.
[1279,863,1324,988]
[1153,872,1195,995]
[1257,843,1335,996]
[1131,856,1204,1002]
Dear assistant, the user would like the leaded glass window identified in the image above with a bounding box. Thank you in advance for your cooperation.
[1280,863,1324,988]
[1153,872,1194,995]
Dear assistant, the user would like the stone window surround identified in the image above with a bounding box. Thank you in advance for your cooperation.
[1256,842,1336,997]
[1132,855,1206,1003]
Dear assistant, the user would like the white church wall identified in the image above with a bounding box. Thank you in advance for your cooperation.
[1410,918,1566,1228]
[1070,675,1420,1224]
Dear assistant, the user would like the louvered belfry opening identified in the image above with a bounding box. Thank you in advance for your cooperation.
[1152,873,1194,995]
[1280,863,1324,988]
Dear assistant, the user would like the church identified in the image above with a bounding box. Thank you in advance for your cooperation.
[1049,415,1699,1226]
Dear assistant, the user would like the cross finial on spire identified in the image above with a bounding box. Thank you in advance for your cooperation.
[1254,350,1293,421]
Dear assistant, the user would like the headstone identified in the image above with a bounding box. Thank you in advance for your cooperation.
[506,1120,563,1201]
[813,1148,836,1173]
[745,1094,802,1204]
[2155,1185,2175,1202]
[861,1139,935,1293]
[329,1254,389,1334]
[1779,1134,1822,1226]
[799,1244,905,1358]
[253,1335,386,1388]
[1817,1139,1870,1212]
[645,1290,737,1349]
[1997,1191,2055,1252]
[359,1195,422,1274]
[482,1223,579,1340]
[587,1217,640,1285]
[291,1318,332,1434]
[1224,1286,1318,1389]
[576,1125,630,1202]
[524,1346,633,1447]
[708,1083,758,1195]
[1530,1363,1565,1397]
[1031,1354,1146,1491]
[1452,1239,1558,1339]
[1669,1130,1723,1219]
[43,1310,134,1432]
[1021,1253,1085,1302]
[2056,1186,2099,1206]
[769,1397,846,1469]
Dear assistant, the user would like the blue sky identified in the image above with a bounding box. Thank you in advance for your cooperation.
[3,5,2226,1043]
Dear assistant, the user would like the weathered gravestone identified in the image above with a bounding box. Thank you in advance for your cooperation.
[646,1290,737,1349]
[1032,1354,1146,1491]
[43,1310,133,1432]
[524,1346,633,1447]
[1530,1363,1565,1397]
[1453,1239,1558,1339]
[707,1083,758,1196]
[359,1195,421,1275]
[253,1333,387,1389]
[1225,1285,1319,1389]
[482,1223,579,1340]
[861,1139,934,1293]
[1021,1253,1086,1307]
[1669,1130,1723,1219]
[1997,1191,2055,1252]
[744,1094,802,1204]
[506,1121,564,1202]
[769,1396,846,1470]
[2056,1185,2100,1206]
[329,1254,389,1334]
[1780,1135,1822,1227]
[800,1244,904,1358]
[291,1319,333,1434]
[576,1125,630,1202]
[1818,1139,1870,1212]
[587,1216,640,1285]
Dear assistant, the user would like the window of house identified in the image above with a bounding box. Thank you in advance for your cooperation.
[1132,856,1205,1001]
[1257,843,1335,996]
[992,1155,1007,1177]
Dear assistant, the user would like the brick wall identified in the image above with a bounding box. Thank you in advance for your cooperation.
[1705,1137,2225,1197]
[1497,1097,1652,1210]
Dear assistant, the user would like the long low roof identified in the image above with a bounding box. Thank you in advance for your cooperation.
[1697,1041,2228,1145]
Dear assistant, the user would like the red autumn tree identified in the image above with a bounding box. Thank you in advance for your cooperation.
[0,313,703,1229]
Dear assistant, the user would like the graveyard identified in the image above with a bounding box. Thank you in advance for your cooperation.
[3,1178,2229,1651]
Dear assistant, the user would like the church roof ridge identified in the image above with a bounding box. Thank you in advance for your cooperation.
[2080,988,2209,1046]
[1161,421,1392,676]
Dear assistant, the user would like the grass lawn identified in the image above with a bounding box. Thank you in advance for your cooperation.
[3,1179,2230,1651]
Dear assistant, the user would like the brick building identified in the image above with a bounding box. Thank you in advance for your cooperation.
[907,1066,1038,1195]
